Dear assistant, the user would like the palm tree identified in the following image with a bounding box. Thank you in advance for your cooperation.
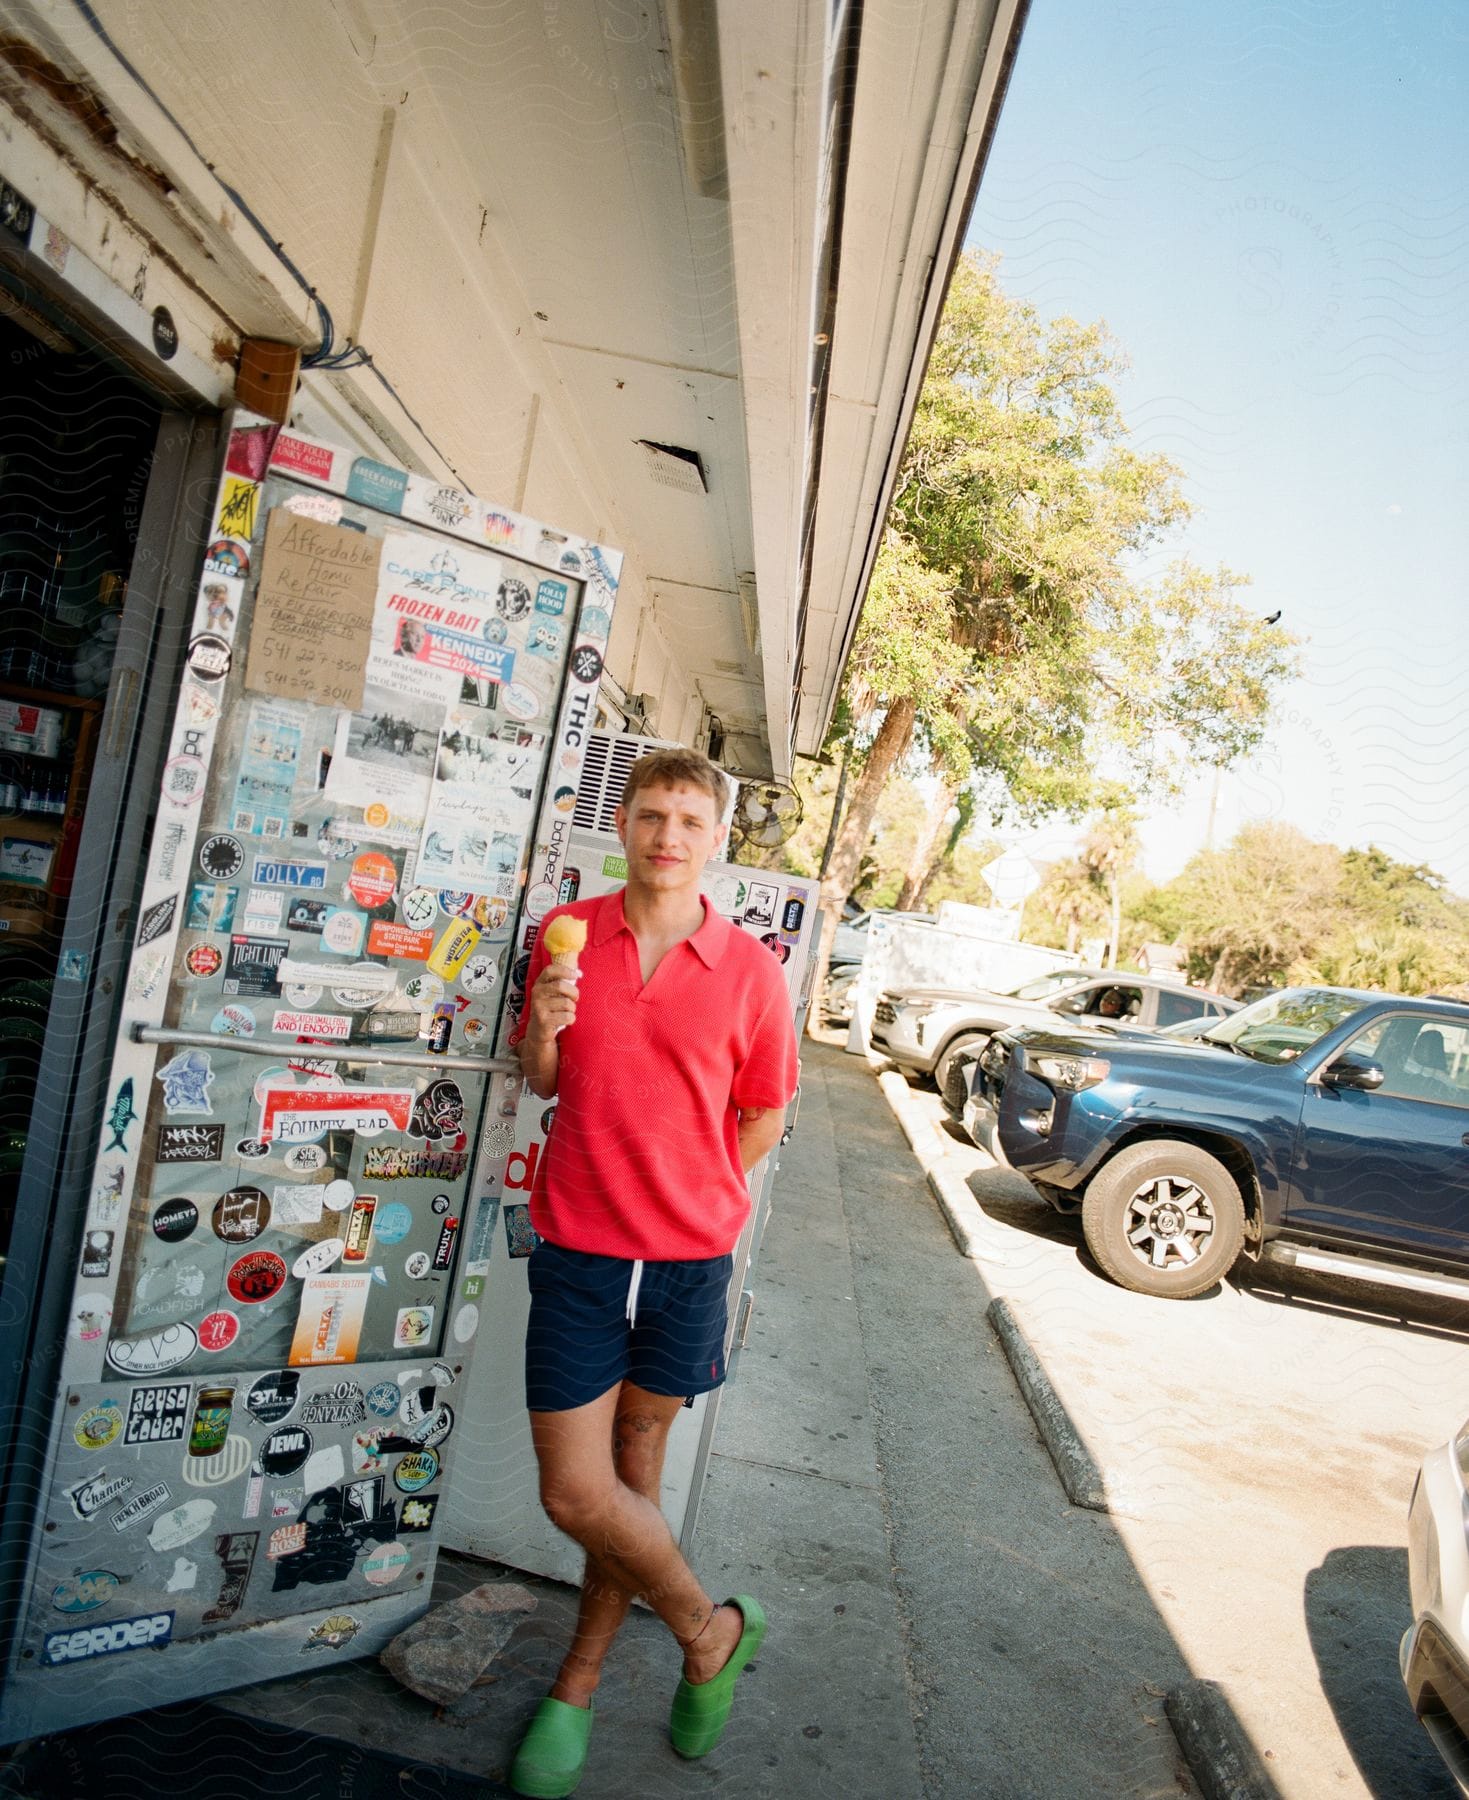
[1081,808,1140,969]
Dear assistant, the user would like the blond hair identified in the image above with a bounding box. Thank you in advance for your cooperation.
[621,746,730,816]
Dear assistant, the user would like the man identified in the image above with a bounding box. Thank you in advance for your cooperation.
[507,747,798,1797]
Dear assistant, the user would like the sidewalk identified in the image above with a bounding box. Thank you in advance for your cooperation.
[2,1044,1201,1798]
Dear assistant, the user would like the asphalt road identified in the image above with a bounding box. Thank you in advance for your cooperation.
[882,1061,1469,1800]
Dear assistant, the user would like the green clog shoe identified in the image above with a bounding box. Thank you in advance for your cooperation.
[508,1696,595,1797]
[669,1595,767,1759]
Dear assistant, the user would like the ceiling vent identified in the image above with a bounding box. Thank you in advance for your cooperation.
[636,440,708,494]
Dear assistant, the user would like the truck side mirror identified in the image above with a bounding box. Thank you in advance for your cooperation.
[1320,1053,1385,1091]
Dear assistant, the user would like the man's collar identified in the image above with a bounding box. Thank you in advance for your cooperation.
[593,888,732,968]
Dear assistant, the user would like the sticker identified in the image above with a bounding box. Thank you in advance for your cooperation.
[458,952,497,995]
[203,1532,259,1623]
[156,1049,215,1114]
[161,754,207,807]
[197,1310,240,1353]
[342,1196,377,1261]
[367,920,433,960]
[163,1556,197,1592]
[226,1251,288,1305]
[280,1144,327,1173]
[300,1382,366,1427]
[502,681,539,722]
[401,887,438,929]
[431,1215,459,1270]
[148,1499,216,1551]
[301,1443,345,1494]
[362,1542,410,1587]
[106,1323,199,1376]
[109,1483,172,1531]
[51,1570,122,1615]
[270,433,336,482]
[524,883,555,923]
[185,943,223,978]
[212,1186,272,1245]
[211,1003,257,1038]
[286,897,330,934]
[237,1136,270,1160]
[103,1079,139,1152]
[373,1202,413,1244]
[272,1010,352,1041]
[392,1449,439,1493]
[152,1198,199,1242]
[569,643,603,684]
[188,1386,235,1457]
[362,1145,467,1181]
[426,918,480,979]
[453,1303,479,1344]
[137,894,178,946]
[398,1494,438,1532]
[345,851,396,910]
[73,1401,123,1452]
[186,632,232,684]
[247,1372,300,1424]
[285,492,342,525]
[402,971,444,1008]
[186,883,238,932]
[157,1124,224,1164]
[303,1614,361,1653]
[288,1273,372,1366]
[259,1086,414,1142]
[259,1425,312,1476]
[782,895,807,934]
[292,1238,345,1279]
[269,1523,307,1559]
[366,1382,401,1419]
[403,1251,431,1279]
[348,456,408,512]
[271,1490,303,1519]
[321,1178,355,1212]
[240,887,286,934]
[428,1360,456,1387]
[223,934,288,996]
[65,1471,132,1519]
[504,1203,539,1259]
[182,1432,253,1488]
[80,1231,113,1278]
[534,578,569,615]
[123,1383,191,1446]
[408,1403,454,1451]
[393,1306,434,1350]
[409,1078,464,1143]
[40,1610,174,1666]
[321,908,367,955]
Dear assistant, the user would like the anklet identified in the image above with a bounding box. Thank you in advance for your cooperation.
[675,1603,722,1651]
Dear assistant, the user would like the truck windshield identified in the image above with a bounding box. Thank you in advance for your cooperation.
[1204,988,1364,1063]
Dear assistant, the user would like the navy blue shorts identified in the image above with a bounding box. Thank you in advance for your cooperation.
[524,1241,734,1413]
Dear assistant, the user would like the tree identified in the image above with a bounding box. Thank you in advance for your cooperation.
[1081,806,1140,969]
[1027,857,1108,954]
[1165,824,1342,994]
[808,250,1298,1003]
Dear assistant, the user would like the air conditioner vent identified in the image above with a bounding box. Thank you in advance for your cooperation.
[573,730,679,834]
[636,440,708,494]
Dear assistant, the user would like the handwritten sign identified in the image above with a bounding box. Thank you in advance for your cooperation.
[244,511,379,709]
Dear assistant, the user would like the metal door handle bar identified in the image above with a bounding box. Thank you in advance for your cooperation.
[132,1024,517,1075]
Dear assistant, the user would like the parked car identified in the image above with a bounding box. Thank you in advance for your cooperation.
[830,908,934,967]
[821,964,861,1028]
[964,985,1469,1300]
[874,970,1236,1094]
[1404,1422,1469,1794]
[939,982,1236,1116]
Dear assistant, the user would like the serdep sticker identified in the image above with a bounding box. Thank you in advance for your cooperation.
[41,1610,174,1666]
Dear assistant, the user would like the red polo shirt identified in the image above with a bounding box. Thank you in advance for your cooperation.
[508,890,799,1260]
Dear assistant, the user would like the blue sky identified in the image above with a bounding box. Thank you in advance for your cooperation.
[966,1,1469,891]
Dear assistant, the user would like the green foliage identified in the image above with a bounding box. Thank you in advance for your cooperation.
[843,249,1300,823]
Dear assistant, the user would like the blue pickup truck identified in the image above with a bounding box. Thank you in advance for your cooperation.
[963,985,1469,1300]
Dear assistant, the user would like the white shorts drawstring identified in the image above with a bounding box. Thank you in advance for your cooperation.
[625,1258,645,1326]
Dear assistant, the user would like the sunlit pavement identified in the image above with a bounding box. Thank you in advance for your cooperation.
[875,1051,1468,1799]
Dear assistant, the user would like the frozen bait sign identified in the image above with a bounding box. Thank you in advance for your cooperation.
[257,1086,415,1143]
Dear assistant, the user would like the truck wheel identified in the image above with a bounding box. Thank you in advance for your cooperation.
[936,1033,987,1102]
[1081,1141,1245,1299]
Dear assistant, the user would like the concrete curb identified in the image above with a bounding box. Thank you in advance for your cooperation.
[985,1298,1108,1513]
[875,1071,1011,1264]
[1165,1679,1283,1800]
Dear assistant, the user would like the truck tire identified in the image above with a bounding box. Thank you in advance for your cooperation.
[1081,1140,1245,1299]
[935,1033,987,1100]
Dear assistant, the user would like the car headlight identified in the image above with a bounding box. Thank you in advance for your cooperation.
[1032,1054,1111,1092]
[1453,1417,1469,1486]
